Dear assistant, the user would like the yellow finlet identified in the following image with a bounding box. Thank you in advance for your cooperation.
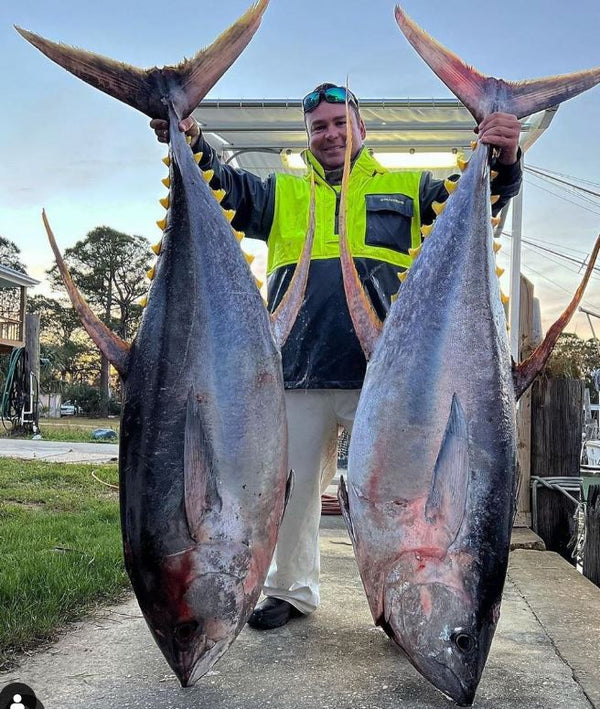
[202,169,215,183]
[421,223,434,238]
[391,292,399,303]
[398,271,408,282]
[159,196,170,210]
[212,188,226,203]
[194,152,204,164]
[500,291,509,305]
[161,176,170,189]
[156,218,167,231]
[432,201,446,216]
[223,209,236,223]
[409,245,421,259]
[255,278,264,290]
[244,252,255,265]
[234,230,245,242]
[146,266,156,281]
[444,178,458,194]
[470,140,478,151]
[490,194,500,205]
[151,241,162,256]
[496,266,505,278]
[139,296,148,307]
[493,241,502,254]
[491,216,501,228]
[490,170,499,180]
[162,155,170,166]
[186,135,192,145]
[457,156,469,172]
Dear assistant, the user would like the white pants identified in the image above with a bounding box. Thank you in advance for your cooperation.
[263,388,361,614]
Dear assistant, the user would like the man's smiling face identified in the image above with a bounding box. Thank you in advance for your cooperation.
[305,100,366,171]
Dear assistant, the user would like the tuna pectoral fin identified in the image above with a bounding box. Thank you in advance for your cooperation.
[337,476,357,546]
[16,0,269,120]
[338,100,383,359]
[424,394,469,542]
[270,177,316,349]
[513,234,600,400]
[42,210,130,378]
[184,389,222,542]
[394,6,600,123]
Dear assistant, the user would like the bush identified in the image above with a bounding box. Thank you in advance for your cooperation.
[60,383,111,417]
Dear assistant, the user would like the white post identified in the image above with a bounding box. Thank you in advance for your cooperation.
[509,155,524,360]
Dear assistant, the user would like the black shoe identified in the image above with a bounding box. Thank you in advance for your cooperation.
[247,597,304,630]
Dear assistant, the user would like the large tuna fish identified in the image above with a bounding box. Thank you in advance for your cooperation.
[19,1,315,687]
[337,7,600,706]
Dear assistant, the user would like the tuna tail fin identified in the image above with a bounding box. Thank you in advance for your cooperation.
[42,210,130,378]
[513,234,600,400]
[394,6,600,123]
[15,0,269,121]
[339,97,383,359]
[270,174,316,349]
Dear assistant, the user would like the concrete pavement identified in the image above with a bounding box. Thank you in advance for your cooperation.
[0,438,118,463]
[1,515,599,709]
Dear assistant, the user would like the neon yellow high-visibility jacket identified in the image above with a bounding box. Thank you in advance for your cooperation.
[194,141,521,389]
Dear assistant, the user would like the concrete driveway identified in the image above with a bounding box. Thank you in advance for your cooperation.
[1,516,599,709]
[0,438,118,463]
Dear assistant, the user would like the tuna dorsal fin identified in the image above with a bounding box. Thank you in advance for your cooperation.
[42,210,130,378]
[270,174,316,349]
[424,394,469,544]
[337,476,357,546]
[15,0,269,120]
[394,6,600,123]
[339,98,383,359]
[184,389,223,542]
[513,234,600,399]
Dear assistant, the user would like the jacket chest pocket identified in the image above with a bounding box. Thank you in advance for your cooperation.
[364,193,414,254]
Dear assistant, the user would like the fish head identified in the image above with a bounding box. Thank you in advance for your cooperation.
[138,541,253,687]
[381,556,498,706]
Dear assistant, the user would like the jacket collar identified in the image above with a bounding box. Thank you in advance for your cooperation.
[301,147,387,182]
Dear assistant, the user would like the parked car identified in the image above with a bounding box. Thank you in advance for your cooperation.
[60,402,82,417]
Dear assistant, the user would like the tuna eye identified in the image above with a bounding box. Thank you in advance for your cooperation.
[174,620,199,644]
[452,632,475,654]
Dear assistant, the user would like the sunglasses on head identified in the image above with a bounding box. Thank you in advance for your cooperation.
[302,86,359,114]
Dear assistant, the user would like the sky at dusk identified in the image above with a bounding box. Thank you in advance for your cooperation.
[2,0,600,337]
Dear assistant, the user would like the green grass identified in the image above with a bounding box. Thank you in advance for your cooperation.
[37,417,120,443]
[0,458,128,670]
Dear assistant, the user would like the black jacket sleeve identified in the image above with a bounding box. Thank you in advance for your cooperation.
[193,136,276,241]
[419,150,523,225]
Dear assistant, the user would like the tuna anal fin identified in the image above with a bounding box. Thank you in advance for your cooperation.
[42,210,129,378]
[184,389,222,542]
[339,98,383,359]
[338,476,357,546]
[394,6,600,122]
[513,234,600,399]
[270,177,316,349]
[425,394,469,543]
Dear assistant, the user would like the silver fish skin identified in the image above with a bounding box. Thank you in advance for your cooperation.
[341,141,514,707]
[338,7,600,706]
[33,0,313,687]
[117,111,288,687]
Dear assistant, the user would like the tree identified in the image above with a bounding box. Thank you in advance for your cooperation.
[0,236,28,326]
[49,226,151,414]
[543,332,600,390]
[0,236,26,273]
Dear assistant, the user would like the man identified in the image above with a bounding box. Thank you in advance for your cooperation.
[150,83,522,630]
